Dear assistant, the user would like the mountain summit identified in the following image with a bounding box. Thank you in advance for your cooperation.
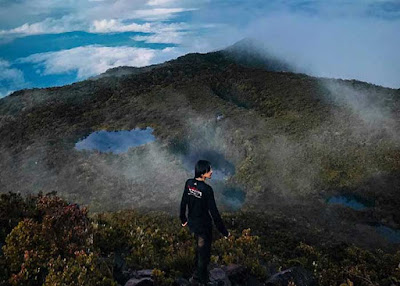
[94,38,293,80]
[222,38,293,72]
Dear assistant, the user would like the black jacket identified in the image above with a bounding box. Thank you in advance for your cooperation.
[180,178,229,236]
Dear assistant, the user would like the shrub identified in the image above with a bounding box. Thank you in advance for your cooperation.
[0,191,39,243]
[3,192,400,286]
[4,219,51,285]
[152,268,175,286]
[294,242,400,286]
[3,194,95,285]
[44,250,116,286]
[92,210,195,281]
[212,228,269,281]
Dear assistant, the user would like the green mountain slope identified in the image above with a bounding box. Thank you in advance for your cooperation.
[1,41,400,251]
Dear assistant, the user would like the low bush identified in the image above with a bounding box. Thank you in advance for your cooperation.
[1,192,400,286]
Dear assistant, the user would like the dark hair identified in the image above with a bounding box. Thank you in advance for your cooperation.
[195,160,211,178]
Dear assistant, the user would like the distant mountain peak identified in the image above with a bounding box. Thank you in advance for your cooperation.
[224,37,262,51]
[222,38,293,72]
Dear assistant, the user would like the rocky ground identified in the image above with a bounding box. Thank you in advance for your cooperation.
[120,264,316,286]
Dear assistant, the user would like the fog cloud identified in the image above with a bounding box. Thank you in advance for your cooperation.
[0,59,27,98]
[18,45,181,79]
[185,1,400,88]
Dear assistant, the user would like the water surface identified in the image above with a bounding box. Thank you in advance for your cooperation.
[326,195,368,210]
[375,224,400,243]
[75,127,155,154]
[221,187,246,211]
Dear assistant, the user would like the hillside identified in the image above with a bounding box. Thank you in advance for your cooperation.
[1,41,400,253]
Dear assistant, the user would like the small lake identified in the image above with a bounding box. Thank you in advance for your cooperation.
[75,127,155,154]
[327,195,400,243]
[221,187,246,211]
[326,195,369,210]
[375,224,400,244]
[180,149,236,181]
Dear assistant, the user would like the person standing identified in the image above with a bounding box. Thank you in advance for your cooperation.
[180,160,230,285]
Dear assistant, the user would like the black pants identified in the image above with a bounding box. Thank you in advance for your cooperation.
[193,227,213,284]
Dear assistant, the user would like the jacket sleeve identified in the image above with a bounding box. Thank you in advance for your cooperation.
[179,181,188,224]
[207,188,229,236]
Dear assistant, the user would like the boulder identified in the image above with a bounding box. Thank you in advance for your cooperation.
[221,264,264,286]
[221,264,247,285]
[265,266,316,286]
[175,277,191,286]
[119,268,154,286]
[136,269,154,278]
[124,277,154,286]
[209,267,231,286]
[175,264,265,286]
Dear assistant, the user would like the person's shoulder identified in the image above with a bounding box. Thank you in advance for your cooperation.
[186,178,195,185]
[203,182,213,192]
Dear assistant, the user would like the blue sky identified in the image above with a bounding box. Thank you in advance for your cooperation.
[0,0,399,98]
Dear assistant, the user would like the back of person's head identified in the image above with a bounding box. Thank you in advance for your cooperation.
[195,160,211,178]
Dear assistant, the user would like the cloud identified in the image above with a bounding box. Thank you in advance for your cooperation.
[147,0,179,6]
[0,59,27,98]
[323,80,399,141]
[187,1,400,88]
[0,16,190,45]
[18,45,183,79]
[243,14,400,88]
[0,0,197,37]
[89,19,187,34]
[0,16,82,37]
[0,60,24,83]
[0,16,190,38]
[82,0,195,21]
[0,90,14,98]
[89,19,153,33]
[132,31,187,44]
[133,8,196,21]
[2,0,399,89]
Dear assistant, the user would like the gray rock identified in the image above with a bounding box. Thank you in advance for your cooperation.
[209,267,231,286]
[124,277,154,286]
[222,264,247,283]
[175,277,190,286]
[136,269,154,278]
[121,269,136,279]
[221,264,265,286]
[265,266,316,286]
